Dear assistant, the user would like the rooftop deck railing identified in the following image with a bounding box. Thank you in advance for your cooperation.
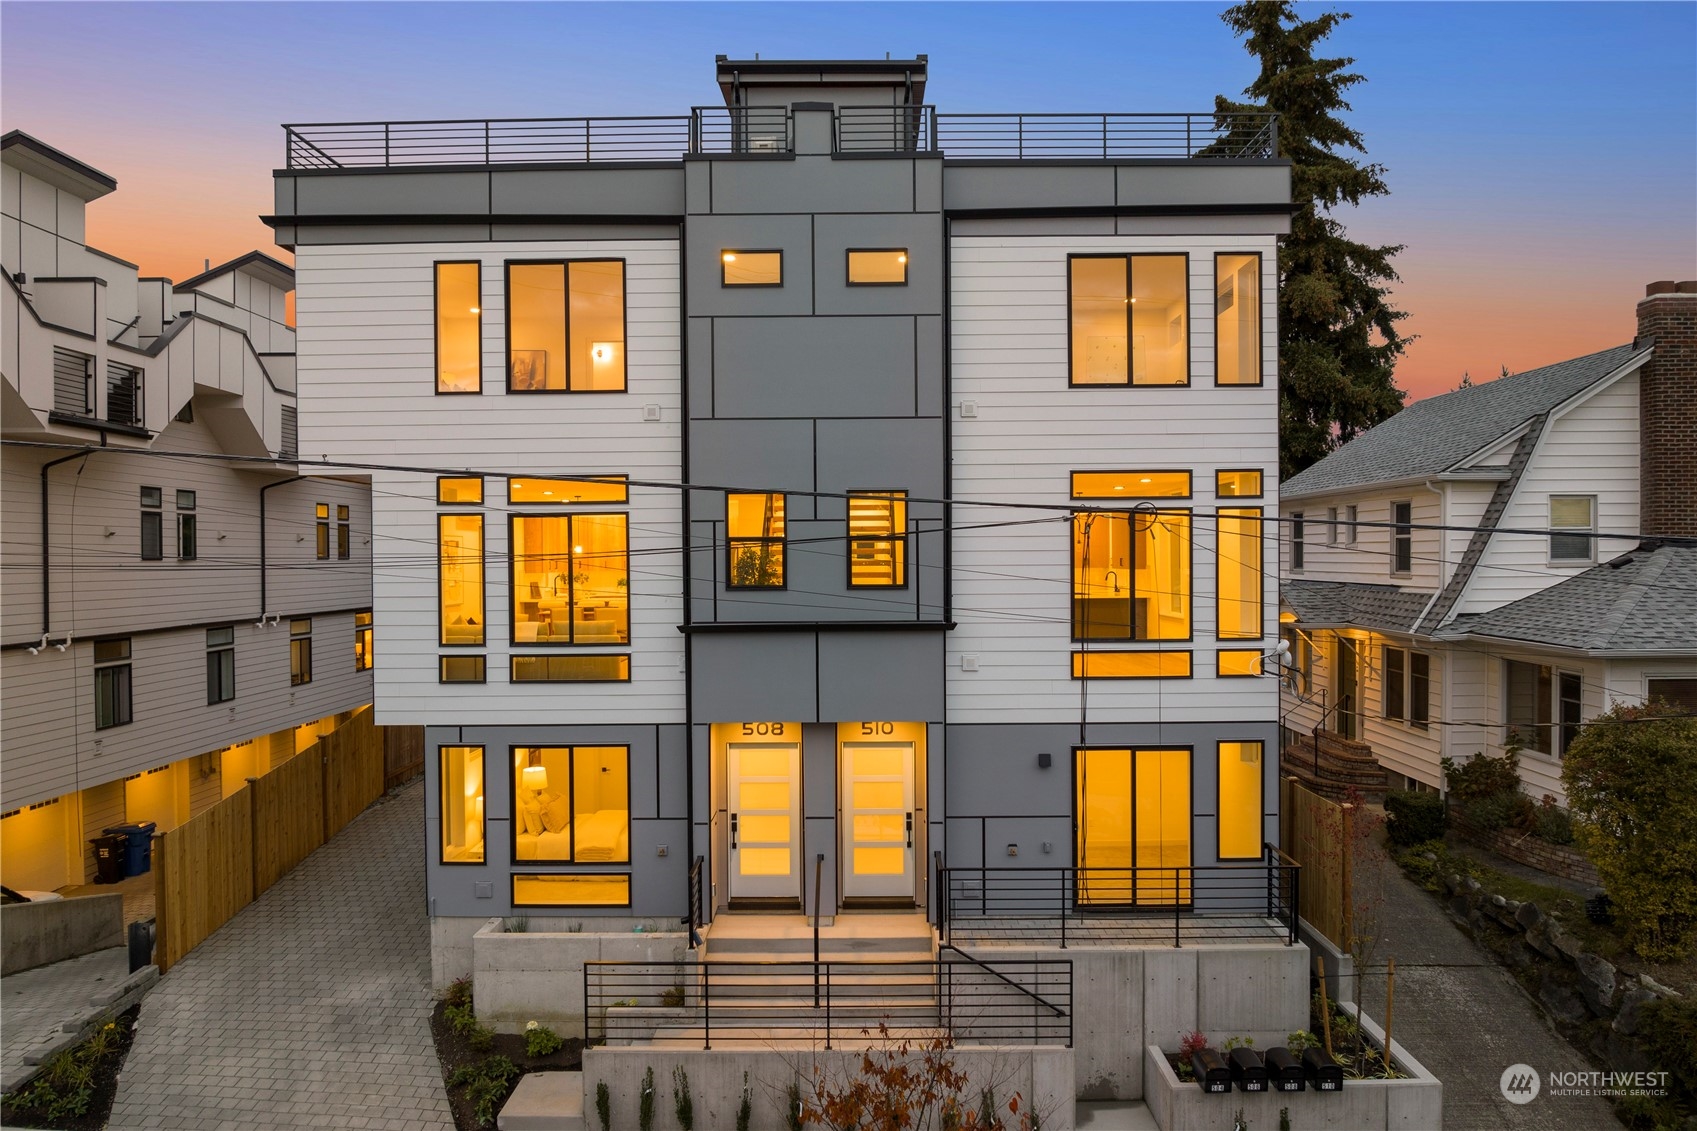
[282,116,693,169]
[933,111,1279,160]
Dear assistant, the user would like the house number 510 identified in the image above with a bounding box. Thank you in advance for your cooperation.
[859,722,895,735]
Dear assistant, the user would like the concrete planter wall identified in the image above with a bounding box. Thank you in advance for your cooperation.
[0,893,124,975]
[1142,1007,1442,1131]
[472,919,687,1031]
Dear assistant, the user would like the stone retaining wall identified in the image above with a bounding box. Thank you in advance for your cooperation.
[1448,809,1601,888]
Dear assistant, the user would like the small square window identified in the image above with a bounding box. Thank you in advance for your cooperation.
[337,505,350,522]
[847,249,908,285]
[140,486,162,508]
[438,477,484,505]
[1215,470,1262,498]
[721,251,781,287]
[176,490,196,510]
[290,618,311,637]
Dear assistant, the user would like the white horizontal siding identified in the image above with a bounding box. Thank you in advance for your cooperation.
[1282,488,1443,593]
[948,234,1279,724]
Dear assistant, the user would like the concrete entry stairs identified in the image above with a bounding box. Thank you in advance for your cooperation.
[700,910,937,963]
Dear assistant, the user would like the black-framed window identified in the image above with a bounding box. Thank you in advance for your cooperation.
[435,261,482,395]
[1072,509,1192,641]
[847,248,907,286]
[1384,646,1407,720]
[437,477,483,504]
[315,503,330,560]
[1214,252,1262,386]
[510,745,630,864]
[510,655,630,682]
[505,259,627,393]
[206,626,236,704]
[1068,253,1189,386]
[439,655,486,683]
[440,514,486,646]
[140,485,163,561]
[94,639,132,730]
[439,745,485,863]
[510,513,629,644]
[289,618,312,686]
[848,491,907,588]
[1291,512,1305,571]
[354,611,373,672]
[728,492,785,588]
[1648,678,1697,713]
[1218,741,1264,859]
[508,475,628,504]
[1410,651,1431,730]
[720,250,782,287]
[1391,501,1413,574]
[337,504,351,560]
[176,490,197,560]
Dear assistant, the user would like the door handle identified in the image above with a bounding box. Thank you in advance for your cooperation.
[905,812,913,848]
[730,813,739,849]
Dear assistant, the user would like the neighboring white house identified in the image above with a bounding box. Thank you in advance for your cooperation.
[1279,280,1697,803]
[0,132,374,893]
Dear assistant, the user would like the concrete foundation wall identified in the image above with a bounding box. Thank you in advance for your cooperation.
[472,920,687,1028]
[0,893,123,975]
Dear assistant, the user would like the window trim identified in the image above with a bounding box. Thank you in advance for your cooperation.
[1070,470,1192,499]
[316,503,330,561]
[1344,504,1359,545]
[719,249,783,288]
[510,873,632,909]
[1503,658,1582,757]
[1071,650,1195,679]
[1383,645,1407,721]
[289,618,313,687]
[436,476,484,505]
[1065,252,1192,389]
[433,260,483,396]
[1216,649,1264,678]
[1212,251,1264,387]
[354,611,373,673]
[177,512,198,561]
[1391,500,1414,575]
[509,654,632,683]
[93,638,133,730]
[140,510,163,561]
[1290,512,1305,572]
[437,744,487,866]
[439,512,487,649]
[508,745,632,866]
[337,506,351,561]
[507,512,631,647]
[1216,506,1263,641]
[1326,506,1339,545]
[506,475,630,505]
[1071,508,1195,643]
[1216,740,1265,860]
[845,490,909,590]
[726,492,787,590]
[502,258,629,394]
[1548,494,1597,565]
[1214,469,1264,499]
[845,247,909,287]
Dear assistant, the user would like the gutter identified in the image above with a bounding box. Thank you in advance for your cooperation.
[257,476,305,619]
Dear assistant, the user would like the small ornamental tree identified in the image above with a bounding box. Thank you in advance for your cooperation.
[1561,703,1697,961]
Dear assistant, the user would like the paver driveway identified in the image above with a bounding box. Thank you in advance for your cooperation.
[108,778,453,1130]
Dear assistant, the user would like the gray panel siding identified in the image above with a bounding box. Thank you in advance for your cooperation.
[690,634,819,722]
[712,316,916,418]
[816,631,944,722]
[702,156,920,215]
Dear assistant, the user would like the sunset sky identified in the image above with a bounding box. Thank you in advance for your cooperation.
[3,1,1693,401]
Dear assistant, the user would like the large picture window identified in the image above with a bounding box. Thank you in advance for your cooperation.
[1216,507,1263,640]
[1214,253,1262,386]
[439,745,485,863]
[511,514,629,644]
[1072,510,1191,641]
[506,260,626,392]
[1069,254,1189,386]
[435,262,482,394]
[848,492,907,588]
[511,747,630,863]
[439,514,486,646]
[728,493,785,588]
[1075,748,1191,905]
[1217,741,1264,859]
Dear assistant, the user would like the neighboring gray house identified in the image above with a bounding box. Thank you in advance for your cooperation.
[1279,280,1697,802]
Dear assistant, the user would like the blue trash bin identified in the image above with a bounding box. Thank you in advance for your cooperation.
[104,823,157,877]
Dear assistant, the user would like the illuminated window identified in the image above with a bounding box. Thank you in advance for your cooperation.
[439,655,486,683]
[721,250,782,287]
[1071,651,1192,679]
[439,514,485,646]
[1071,471,1190,499]
[354,611,373,672]
[1218,741,1264,859]
[1214,253,1262,386]
[435,262,482,394]
[94,639,132,730]
[512,874,631,907]
[1217,507,1263,640]
[1216,650,1263,678]
[847,249,908,285]
[1076,748,1191,905]
[315,503,330,560]
[511,655,630,682]
[1072,510,1191,640]
[1216,470,1262,498]
[1069,254,1189,386]
[848,492,907,587]
[506,260,626,392]
[511,747,630,863]
[728,493,785,588]
[439,745,484,863]
[207,626,236,703]
[289,619,312,686]
[509,476,628,504]
[437,477,483,504]
[511,514,629,644]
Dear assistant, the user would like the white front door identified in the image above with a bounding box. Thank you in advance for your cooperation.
[728,743,801,901]
[840,743,915,900]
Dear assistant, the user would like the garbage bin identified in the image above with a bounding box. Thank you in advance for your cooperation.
[91,834,127,884]
[104,822,157,878]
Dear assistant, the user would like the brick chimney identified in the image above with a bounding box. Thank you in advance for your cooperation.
[1636,280,1697,539]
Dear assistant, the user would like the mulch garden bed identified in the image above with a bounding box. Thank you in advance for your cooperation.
[430,999,584,1131]
[0,1004,140,1131]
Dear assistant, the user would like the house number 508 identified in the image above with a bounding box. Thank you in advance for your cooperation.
[740,722,784,736]
[859,722,895,735]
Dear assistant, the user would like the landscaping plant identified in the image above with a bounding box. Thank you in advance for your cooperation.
[1441,749,1521,801]
[797,1023,1038,1129]
[447,1055,520,1128]
[736,1071,753,1131]
[596,1080,611,1131]
[639,1066,655,1131]
[673,1065,694,1131]
[523,1020,563,1058]
[1383,789,1445,847]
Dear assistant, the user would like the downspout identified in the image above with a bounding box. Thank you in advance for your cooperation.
[41,451,92,634]
[1420,479,1450,771]
[257,476,305,619]
[677,222,697,926]
[1409,479,1447,633]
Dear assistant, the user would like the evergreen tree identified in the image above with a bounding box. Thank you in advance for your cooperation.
[1215,2,1411,479]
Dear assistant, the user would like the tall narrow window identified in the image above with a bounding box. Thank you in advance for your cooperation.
[1558,672,1582,755]
[1326,507,1339,545]
[728,493,785,588]
[720,251,782,286]
[435,262,482,394]
[1291,513,1305,571]
[1549,496,1595,563]
[1345,504,1359,545]
[507,261,626,392]
[1072,510,1190,640]
[206,626,236,704]
[140,486,163,561]
[440,515,486,646]
[177,490,197,561]
[511,514,629,643]
[439,746,485,863]
[1505,660,1554,754]
[289,619,313,686]
[94,639,132,729]
[1383,646,1407,720]
[1217,741,1264,859]
[1410,652,1431,731]
[1075,748,1191,905]
[337,504,351,560]
[848,492,907,588]
[1391,501,1413,574]
[354,611,373,672]
[511,747,630,863]
[1069,254,1189,386]
[1216,507,1263,640]
[315,503,330,560]
[1214,253,1262,385]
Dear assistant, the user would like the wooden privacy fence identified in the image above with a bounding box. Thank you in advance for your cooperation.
[154,706,390,972]
[1281,775,1352,951]
[384,725,425,789]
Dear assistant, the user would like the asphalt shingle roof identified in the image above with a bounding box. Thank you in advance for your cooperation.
[1444,544,1697,653]
[1282,344,1644,499]
[1283,580,1434,635]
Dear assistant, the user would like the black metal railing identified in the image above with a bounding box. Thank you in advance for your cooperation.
[283,116,693,168]
[938,846,1298,948]
[836,105,937,153]
[584,956,1071,1050]
[690,106,792,156]
[685,854,705,950]
[106,361,142,427]
[934,112,1278,160]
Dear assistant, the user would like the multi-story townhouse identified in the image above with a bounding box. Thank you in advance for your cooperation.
[1,132,374,894]
[273,57,1306,1103]
[1279,281,1697,803]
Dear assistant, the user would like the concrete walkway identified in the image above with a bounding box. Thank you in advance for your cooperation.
[1353,863,1619,1130]
[1,946,133,1092]
[107,778,453,1130]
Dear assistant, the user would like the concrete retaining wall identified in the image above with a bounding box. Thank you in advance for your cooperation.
[472,920,687,1030]
[583,1043,1076,1131]
[0,894,124,976]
